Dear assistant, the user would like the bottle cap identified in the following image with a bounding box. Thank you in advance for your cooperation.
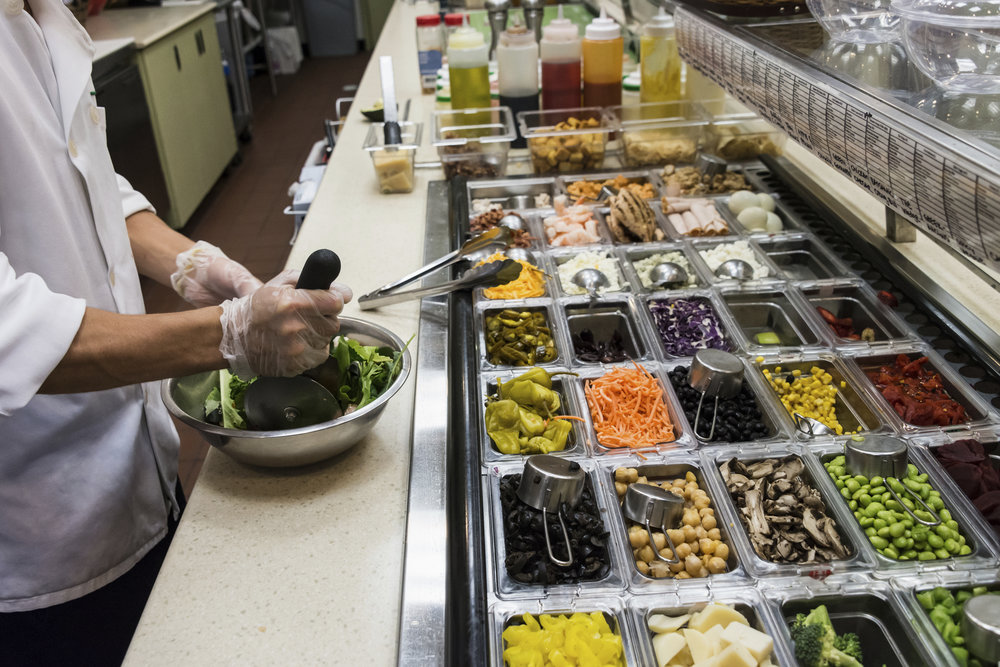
[500,18,535,47]
[585,7,621,41]
[642,6,674,37]
[416,14,441,26]
[541,4,579,43]
[623,70,641,91]
[444,13,466,27]
[450,18,486,49]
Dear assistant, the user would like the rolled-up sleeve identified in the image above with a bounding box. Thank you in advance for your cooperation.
[117,173,155,219]
[0,255,86,415]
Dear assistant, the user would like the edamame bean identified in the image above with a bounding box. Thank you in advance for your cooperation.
[870,535,889,550]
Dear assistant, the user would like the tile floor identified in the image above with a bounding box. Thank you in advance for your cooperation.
[141,53,370,496]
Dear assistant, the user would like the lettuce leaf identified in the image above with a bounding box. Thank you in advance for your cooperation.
[331,337,402,410]
[218,368,253,430]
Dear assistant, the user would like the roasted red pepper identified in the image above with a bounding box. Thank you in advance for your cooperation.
[866,354,967,426]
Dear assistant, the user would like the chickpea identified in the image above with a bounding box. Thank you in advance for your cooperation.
[652,532,667,551]
[699,507,715,518]
[649,561,670,578]
[708,528,722,541]
[696,566,709,578]
[638,545,655,563]
[628,525,648,549]
[693,494,711,510]
[682,525,698,543]
[685,471,697,483]
[707,556,727,574]
[635,560,650,576]
[689,540,700,555]
[695,526,708,540]
[702,514,718,531]
[669,560,685,573]
[685,554,702,576]
[669,487,684,499]
[659,548,675,560]
[714,543,730,561]
[636,475,648,485]
[675,570,692,579]
[682,509,700,526]
[666,528,685,546]
[675,542,692,559]
[671,478,686,488]
[685,481,699,494]
[614,468,629,482]
[615,482,627,497]
[700,538,715,555]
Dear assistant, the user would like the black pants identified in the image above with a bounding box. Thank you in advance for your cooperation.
[1,485,185,667]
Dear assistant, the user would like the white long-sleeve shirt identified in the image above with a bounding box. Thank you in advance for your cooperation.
[0,0,179,611]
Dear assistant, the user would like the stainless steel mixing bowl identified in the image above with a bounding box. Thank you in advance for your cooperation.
[161,317,412,467]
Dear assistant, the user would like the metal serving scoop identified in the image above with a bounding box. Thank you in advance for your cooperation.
[649,261,688,289]
[845,435,942,527]
[963,594,1000,664]
[572,268,609,304]
[243,249,343,431]
[622,483,683,564]
[714,258,755,281]
[793,412,835,437]
[688,349,744,440]
[516,455,586,567]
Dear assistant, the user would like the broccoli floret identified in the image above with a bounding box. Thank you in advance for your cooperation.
[788,605,864,667]
[833,632,863,661]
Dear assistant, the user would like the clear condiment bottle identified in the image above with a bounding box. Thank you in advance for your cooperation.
[539,5,582,110]
[416,14,444,95]
[447,17,490,111]
[686,67,727,115]
[497,18,539,147]
[639,7,681,103]
[443,12,466,61]
[582,8,623,108]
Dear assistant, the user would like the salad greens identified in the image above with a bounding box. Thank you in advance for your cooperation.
[204,335,406,430]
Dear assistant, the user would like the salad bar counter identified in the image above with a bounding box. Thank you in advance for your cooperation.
[414,156,1000,666]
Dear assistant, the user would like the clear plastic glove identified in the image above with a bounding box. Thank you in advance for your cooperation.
[171,241,263,307]
[219,284,348,380]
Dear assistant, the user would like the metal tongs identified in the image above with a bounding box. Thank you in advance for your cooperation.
[358,227,517,309]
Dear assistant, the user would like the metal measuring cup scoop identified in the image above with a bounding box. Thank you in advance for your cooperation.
[649,262,688,289]
[572,268,610,305]
[845,435,942,526]
[622,484,684,563]
[695,152,728,180]
[793,412,835,437]
[963,594,1000,664]
[714,258,755,281]
[688,349,744,440]
[596,185,619,203]
[516,455,586,567]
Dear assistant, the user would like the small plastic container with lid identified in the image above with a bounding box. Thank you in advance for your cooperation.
[639,7,681,103]
[497,19,539,148]
[448,17,491,111]
[582,8,623,108]
[362,121,423,194]
[539,5,582,111]
[416,14,444,95]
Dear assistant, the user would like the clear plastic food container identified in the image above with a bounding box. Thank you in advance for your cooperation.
[807,0,901,43]
[562,298,654,366]
[517,107,619,175]
[893,0,1000,94]
[702,110,788,161]
[607,101,709,168]
[431,107,516,180]
[362,121,422,194]
[717,285,826,353]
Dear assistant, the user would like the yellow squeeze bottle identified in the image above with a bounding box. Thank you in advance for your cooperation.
[447,17,490,111]
[640,7,681,103]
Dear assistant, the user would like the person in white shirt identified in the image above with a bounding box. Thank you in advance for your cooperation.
[0,0,351,663]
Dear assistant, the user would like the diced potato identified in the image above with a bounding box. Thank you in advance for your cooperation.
[683,629,714,664]
[649,613,691,634]
[703,624,724,654]
[653,632,688,667]
[711,644,757,667]
[692,658,720,667]
[719,623,774,663]
[688,604,750,633]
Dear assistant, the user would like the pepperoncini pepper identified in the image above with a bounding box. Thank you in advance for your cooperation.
[485,368,577,455]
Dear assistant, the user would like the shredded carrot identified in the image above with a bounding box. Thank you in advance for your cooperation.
[584,365,675,450]
[551,415,585,422]
[478,252,547,299]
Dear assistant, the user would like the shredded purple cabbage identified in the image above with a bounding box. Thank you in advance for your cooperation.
[649,297,730,357]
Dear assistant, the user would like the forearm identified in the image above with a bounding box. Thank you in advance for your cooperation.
[40,306,226,394]
[125,210,194,286]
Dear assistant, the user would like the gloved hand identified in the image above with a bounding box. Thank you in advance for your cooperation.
[219,282,349,380]
[171,241,263,307]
